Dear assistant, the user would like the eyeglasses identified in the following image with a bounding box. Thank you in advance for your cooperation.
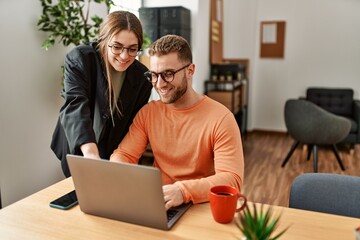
[144,64,191,83]
[108,45,142,57]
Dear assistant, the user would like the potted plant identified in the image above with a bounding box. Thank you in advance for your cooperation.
[37,0,152,83]
[138,33,152,69]
[235,203,289,240]
[211,68,218,81]
[37,0,114,51]
[225,71,233,81]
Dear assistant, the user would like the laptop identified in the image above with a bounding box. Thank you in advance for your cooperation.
[66,154,192,230]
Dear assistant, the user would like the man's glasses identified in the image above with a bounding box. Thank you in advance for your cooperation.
[108,45,142,57]
[144,64,191,83]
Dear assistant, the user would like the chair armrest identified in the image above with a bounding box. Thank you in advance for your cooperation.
[353,100,360,123]
[353,100,360,141]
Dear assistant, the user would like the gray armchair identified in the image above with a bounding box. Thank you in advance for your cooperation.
[289,173,360,218]
[306,88,360,150]
[281,99,351,172]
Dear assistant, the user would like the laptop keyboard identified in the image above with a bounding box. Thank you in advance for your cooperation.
[167,209,179,221]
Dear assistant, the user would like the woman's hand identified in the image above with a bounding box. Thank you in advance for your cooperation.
[80,142,101,159]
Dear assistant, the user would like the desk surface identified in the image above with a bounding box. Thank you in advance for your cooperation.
[0,178,358,240]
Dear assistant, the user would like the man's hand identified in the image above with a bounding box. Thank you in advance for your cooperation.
[163,184,184,210]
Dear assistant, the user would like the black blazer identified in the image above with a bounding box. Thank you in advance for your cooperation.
[51,42,152,177]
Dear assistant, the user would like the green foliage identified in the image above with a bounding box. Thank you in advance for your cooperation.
[235,203,289,240]
[37,0,114,50]
[142,33,152,49]
[211,68,218,75]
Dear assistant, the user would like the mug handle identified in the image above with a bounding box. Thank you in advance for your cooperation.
[235,193,247,212]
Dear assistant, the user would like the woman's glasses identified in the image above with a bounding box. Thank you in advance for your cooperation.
[108,45,142,57]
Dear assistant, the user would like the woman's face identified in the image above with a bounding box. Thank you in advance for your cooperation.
[107,30,139,72]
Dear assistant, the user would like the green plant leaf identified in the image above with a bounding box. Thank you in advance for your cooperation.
[235,203,289,240]
[270,225,290,240]
[37,0,113,50]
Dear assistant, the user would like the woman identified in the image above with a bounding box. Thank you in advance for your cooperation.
[51,11,152,177]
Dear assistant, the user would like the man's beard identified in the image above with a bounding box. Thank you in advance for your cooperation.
[157,73,188,104]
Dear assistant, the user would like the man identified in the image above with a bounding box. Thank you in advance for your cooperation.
[110,35,244,210]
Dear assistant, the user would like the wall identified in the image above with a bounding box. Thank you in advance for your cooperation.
[223,0,360,131]
[0,1,108,207]
[223,0,258,133]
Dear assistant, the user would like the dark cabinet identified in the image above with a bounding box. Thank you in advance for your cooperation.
[139,6,191,44]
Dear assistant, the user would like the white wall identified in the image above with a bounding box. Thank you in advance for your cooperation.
[0,1,108,207]
[223,0,258,59]
[224,0,360,131]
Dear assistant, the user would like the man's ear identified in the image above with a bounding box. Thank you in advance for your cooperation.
[187,63,195,76]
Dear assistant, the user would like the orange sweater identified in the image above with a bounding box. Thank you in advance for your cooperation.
[110,96,244,204]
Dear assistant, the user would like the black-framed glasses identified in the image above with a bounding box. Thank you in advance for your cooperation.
[144,64,191,83]
[108,45,142,57]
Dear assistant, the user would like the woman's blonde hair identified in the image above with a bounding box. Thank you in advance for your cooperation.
[97,11,143,122]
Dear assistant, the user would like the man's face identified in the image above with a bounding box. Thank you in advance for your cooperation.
[149,52,190,104]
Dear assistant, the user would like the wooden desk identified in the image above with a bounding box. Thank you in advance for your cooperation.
[0,178,358,240]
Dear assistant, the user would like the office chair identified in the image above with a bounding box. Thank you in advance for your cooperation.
[306,87,360,151]
[289,173,360,218]
[281,99,351,172]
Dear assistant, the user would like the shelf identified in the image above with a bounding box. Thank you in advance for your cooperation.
[207,90,241,113]
[205,78,248,137]
[205,79,242,91]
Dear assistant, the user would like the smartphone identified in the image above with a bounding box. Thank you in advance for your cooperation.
[49,190,78,210]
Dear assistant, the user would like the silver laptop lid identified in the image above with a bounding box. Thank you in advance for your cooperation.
[67,154,171,230]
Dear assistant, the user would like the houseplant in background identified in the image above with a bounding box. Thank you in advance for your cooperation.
[37,0,151,71]
[138,33,152,69]
[37,0,114,51]
[37,0,114,86]
[235,203,289,240]
[211,67,218,81]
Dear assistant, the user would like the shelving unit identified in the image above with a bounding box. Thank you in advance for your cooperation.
[205,79,248,137]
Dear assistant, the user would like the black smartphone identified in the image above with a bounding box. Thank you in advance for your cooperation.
[49,190,78,210]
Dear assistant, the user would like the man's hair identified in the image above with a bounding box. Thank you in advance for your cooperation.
[148,35,192,63]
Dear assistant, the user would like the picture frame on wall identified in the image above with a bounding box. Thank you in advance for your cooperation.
[260,21,286,58]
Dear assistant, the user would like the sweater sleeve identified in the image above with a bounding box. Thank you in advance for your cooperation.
[175,112,244,204]
[110,105,149,164]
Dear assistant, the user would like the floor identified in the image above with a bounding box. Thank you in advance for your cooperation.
[241,131,360,207]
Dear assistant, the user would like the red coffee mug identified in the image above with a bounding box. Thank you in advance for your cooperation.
[209,185,247,224]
